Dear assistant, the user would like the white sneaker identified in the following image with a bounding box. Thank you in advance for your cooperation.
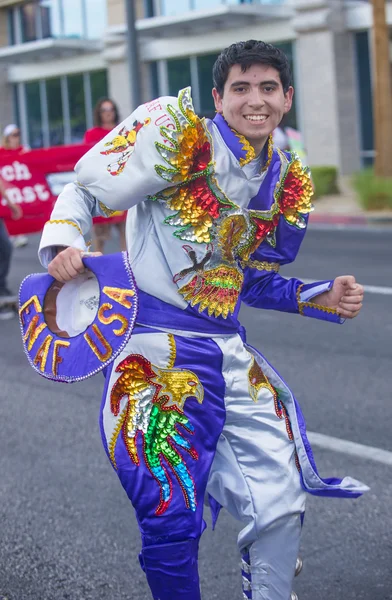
[12,235,28,248]
[0,305,15,320]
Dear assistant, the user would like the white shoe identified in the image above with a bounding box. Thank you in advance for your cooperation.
[291,592,298,600]
[0,305,15,320]
[295,556,303,577]
[12,235,28,248]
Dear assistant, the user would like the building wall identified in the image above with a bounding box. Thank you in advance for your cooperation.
[334,31,362,174]
[294,0,361,173]
[107,0,125,26]
[0,7,14,133]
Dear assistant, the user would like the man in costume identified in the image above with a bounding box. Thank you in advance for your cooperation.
[34,41,367,599]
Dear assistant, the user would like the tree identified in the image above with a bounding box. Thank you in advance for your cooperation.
[371,0,392,177]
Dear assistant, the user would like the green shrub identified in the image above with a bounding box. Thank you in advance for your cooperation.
[309,166,339,198]
[352,169,392,210]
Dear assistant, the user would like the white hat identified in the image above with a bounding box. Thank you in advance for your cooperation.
[55,272,100,337]
[3,124,19,137]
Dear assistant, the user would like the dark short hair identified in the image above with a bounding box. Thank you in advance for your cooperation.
[213,40,292,95]
[93,97,120,127]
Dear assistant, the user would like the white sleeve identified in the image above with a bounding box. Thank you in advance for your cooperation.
[38,91,190,267]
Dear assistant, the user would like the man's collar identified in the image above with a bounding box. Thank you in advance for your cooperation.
[212,113,273,171]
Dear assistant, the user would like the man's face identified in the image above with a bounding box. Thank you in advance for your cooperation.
[212,63,293,155]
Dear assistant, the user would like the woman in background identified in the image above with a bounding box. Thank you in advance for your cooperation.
[84,98,127,253]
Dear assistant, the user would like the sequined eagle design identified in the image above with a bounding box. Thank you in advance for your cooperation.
[109,345,204,515]
[101,117,151,176]
[148,88,236,244]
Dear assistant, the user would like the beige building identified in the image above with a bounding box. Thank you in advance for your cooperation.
[0,0,389,173]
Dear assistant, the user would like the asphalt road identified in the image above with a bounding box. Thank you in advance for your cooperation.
[1,226,391,600]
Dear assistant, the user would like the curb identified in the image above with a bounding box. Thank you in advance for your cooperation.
[309,213,392,226]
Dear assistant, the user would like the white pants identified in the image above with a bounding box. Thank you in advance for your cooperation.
[207,335,305,599]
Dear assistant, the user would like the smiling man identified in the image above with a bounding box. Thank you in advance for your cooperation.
[36,40,367,600]
[212,62,293,155]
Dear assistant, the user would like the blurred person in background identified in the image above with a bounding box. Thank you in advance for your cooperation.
[0,176,22,319]
[0,123,29,154]
[0,124,29,248]
[84,98,127,253]
[272,124,289,150]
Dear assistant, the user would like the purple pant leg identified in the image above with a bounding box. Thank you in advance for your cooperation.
[99,335,226,598]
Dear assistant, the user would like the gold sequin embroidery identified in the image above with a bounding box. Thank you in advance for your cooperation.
[46,219,83,237]
[98,201,117,217]
[296,283,339,317]
[84,324,113,362]
[167,333,176,369]
[248,358,276,402]
[230,129,256,166]
[240,260,280,272]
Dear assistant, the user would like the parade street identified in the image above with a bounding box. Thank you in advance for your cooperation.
[1,225,391,600]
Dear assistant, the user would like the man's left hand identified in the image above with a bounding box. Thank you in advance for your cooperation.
[312,275,364,319]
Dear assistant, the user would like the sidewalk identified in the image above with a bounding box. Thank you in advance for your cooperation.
[309,177,392,226]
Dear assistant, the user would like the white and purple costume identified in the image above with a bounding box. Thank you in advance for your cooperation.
[29,89,367,600]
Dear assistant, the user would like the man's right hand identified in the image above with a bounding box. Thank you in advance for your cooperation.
[48,247,102,283]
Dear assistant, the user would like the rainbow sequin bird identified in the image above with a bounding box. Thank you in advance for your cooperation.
[108,350,204,515]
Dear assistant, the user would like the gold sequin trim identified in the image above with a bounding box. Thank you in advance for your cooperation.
[33,334,53,372]
[296,283,339,317]
[229,126,272,171]
[240,260,280,272]
[52,340,71,377]
[167,334,176,369]
[248,357,276,403]
[84,324,113,362]
[231,129,256,166]
[98,303,128,336]
[109,408,127,470]
[98,201,117,217]
[46,219,83,237]
[261,134,273,172]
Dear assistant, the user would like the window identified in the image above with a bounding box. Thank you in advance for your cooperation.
[25,82,43,149]
[20,3,39,43]
[46,77,64,146]
[156,0,280,16]
[8,0,107,45]
[90,70,109,109]
[160,0,185,16]
[85,0,107,39]
[167,58,192,97]
[149,61,160,101]
[40,0,62,39]
[197,53,219,117]
[273,42,297,130]
[68,74,87,143]
[62,0,84,39]
[14,70,108,148]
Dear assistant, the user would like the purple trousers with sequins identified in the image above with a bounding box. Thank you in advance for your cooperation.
[100,333,227,599]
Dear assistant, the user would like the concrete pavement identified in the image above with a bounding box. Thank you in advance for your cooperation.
[1,230,391,600]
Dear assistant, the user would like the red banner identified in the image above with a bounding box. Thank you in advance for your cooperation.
[0,144,126,236]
